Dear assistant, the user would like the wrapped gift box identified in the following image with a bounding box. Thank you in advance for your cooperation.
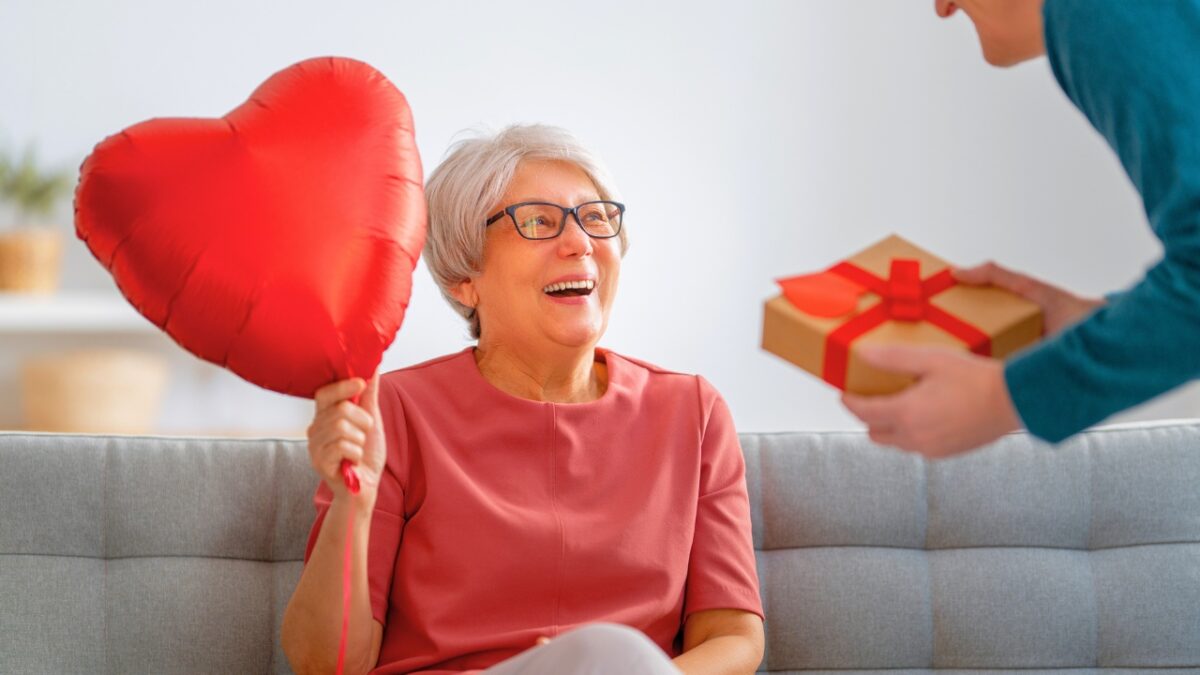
[762,234,1043,395]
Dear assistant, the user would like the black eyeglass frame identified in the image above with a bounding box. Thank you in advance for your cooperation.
[484,200,626,240]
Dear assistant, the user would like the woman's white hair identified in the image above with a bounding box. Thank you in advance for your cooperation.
[424,123,628,339]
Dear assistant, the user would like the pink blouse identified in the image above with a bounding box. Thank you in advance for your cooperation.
[305,348,762,674]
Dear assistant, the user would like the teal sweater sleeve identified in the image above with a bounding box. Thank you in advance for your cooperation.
[1004,0,1200,442]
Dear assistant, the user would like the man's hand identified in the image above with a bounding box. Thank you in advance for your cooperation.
[842,345,1023,458]
[954,261,1104,335]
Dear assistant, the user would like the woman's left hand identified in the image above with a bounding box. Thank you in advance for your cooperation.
[841,345,1023,458]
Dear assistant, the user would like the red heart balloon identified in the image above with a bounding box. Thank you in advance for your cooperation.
[75,57,425,399]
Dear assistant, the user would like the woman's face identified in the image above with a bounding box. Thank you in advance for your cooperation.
[456,159,622,354]
[935,0,1045,67]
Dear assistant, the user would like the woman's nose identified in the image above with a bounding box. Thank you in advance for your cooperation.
[556,215,593,257]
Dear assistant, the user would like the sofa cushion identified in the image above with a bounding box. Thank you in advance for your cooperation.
[1,421,1198,673]
[0,433,314,674]
[745,422,1200,671]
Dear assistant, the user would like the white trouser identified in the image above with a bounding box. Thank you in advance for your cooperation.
[482,623,680,675]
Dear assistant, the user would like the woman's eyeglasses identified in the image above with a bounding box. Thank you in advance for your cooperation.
[485,201,625,240]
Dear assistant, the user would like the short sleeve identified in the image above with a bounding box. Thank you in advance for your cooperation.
[303,374,409,625]
[683,376,764,620]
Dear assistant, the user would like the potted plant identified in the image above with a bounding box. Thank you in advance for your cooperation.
[0,146,73,294]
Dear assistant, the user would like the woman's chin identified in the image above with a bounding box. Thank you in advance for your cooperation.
[544,319,605,350]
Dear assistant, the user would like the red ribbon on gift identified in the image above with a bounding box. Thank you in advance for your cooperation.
[777,258,992,390]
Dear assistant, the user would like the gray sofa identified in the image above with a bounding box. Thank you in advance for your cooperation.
[2,422,1198,674]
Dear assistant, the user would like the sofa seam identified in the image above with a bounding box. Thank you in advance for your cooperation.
[729,419,1200,438]
[265,441,280,673]
[749,435,771,672]
[19,538,1199,561]
[0,431,306,442]
[923,459,935,669]
[756,665,1200,672]
[102,439,110,675]
[2,419,1196,444]
[1085,433,1100,669]
[752,540,1199,553]
[0,551,309,562]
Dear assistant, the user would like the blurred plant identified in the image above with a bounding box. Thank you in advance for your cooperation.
[0,146,73,224]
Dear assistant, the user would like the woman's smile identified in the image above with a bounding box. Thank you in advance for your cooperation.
[542,275,597,305]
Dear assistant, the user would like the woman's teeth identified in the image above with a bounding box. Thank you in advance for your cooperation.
[543,279,595,296]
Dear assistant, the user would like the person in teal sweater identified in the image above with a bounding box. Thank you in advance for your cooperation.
[842,0,1200,456]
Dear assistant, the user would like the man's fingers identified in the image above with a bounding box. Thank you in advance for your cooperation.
[844,394,909,449]
[951,262,993,285]
[953,261,1029,290]
[856,344,945,377]
[953,262,1048,305]
[867,427,902,448]
[842,392,901,429]
[954,261,1020,290]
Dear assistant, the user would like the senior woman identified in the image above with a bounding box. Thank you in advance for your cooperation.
[281,124,764,674]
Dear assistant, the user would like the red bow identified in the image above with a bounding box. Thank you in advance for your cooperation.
[777,259,991,390]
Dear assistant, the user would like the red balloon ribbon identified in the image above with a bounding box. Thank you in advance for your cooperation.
[336,391,363,675]
[802,258,992,390]
[338,498,356,675]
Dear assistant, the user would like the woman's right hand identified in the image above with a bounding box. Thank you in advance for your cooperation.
[953,261,1105,336]
[307,374,386,506]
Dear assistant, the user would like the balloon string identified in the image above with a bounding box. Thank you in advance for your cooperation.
[336,391,363,675]
[336,497,354,675]
[343,393,364,492]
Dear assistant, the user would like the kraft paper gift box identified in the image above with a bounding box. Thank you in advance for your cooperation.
[762,234,1044,395]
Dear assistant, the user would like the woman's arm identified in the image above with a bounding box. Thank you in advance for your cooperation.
[281,375,390,675]
[676,380,765,674]
[282,495,384,675]
[672,609,764,675]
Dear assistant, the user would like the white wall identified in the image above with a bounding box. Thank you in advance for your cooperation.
[3,0,1195,434]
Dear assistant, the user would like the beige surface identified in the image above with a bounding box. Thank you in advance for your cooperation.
[20,349,169,434]
[0,228,63,294]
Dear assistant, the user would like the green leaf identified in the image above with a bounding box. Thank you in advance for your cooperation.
[0,145,73,219]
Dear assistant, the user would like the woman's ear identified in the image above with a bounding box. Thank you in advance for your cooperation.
[449,278,479,310]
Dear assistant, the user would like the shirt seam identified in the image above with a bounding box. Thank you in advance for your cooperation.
[687,583,762,598]
[682,586,765,620]
[379,375,410,499]
[386,348,471,375]
[693,375,709,495]
[550,404,565,637]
